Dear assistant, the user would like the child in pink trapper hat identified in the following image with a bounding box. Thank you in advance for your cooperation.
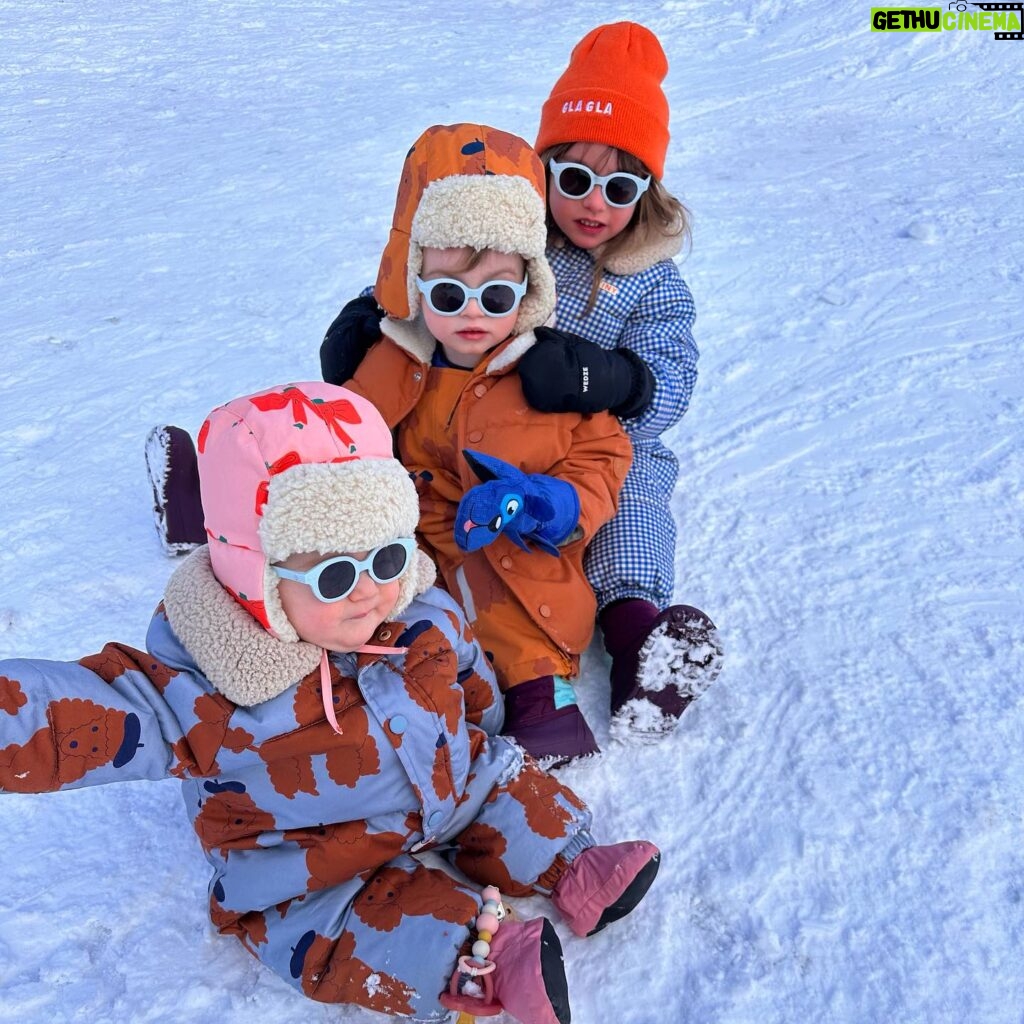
[0,381,660,1024]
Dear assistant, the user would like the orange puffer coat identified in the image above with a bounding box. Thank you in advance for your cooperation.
[348,324,632,680]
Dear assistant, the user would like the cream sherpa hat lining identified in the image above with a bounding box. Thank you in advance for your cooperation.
[258,459,433,642]
[406,174,557,337]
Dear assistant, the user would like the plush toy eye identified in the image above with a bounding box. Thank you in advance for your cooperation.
[504,497,521,518]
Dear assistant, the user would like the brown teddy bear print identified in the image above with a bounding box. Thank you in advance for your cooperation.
[169,692,255,778]
[0,675,27,716]
[0,697,142,792]
[78,643,179,694]
[292,928,416,1013]
[259,687,380,799]
[283,819,406,892]
[193,780,277,857]
[353,863,476,933]
[449,820,531,896]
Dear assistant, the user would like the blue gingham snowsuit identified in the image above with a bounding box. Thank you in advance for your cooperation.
[548,240,699,611]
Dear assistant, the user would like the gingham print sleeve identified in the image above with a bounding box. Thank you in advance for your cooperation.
[617,262,699,440]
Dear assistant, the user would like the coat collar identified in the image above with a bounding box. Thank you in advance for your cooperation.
[162,547,324,706]
[378,316,540,377]
[552,210,685,276]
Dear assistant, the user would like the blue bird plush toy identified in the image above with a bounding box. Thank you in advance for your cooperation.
[454,450,580,556]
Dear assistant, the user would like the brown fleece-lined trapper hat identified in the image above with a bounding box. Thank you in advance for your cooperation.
[373,123,557,337]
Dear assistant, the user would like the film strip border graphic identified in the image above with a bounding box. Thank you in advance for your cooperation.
[972,1,1024,38]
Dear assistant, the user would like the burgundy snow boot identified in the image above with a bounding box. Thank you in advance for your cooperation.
[144,425,207,555]
[440,911,571,1024]
[552,840,661,938]
[502,676,600,769]
[601,600,723,743]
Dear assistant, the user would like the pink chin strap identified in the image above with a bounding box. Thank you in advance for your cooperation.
[318,645,407,735]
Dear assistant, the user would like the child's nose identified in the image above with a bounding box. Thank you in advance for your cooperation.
[464,297,486,318]
[582,186,607,212]
[350,569,379,597]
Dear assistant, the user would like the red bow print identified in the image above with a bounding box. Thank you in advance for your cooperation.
[250,387,363,451]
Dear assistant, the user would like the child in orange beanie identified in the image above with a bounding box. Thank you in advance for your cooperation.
[519,22,724,743]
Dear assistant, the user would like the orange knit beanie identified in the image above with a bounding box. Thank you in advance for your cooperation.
[536,22,670,179]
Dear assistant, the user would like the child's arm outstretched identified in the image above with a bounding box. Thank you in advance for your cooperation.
[0,642,204,794]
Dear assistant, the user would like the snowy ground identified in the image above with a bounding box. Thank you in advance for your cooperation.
[2,2,1023,1022]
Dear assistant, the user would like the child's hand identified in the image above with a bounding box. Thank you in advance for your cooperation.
[454,450,580,556]
[518,326,655,418]
[320,294,385,385]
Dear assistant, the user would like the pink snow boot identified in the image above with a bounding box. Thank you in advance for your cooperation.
[552,840,661,938]
[440,890,570,1023]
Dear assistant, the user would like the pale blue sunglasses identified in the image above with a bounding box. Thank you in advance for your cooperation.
[272,538,416,603]
[415,275,528,317]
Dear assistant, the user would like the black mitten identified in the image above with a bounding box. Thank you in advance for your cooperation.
[319,294,385,385]
[518,326,655,418]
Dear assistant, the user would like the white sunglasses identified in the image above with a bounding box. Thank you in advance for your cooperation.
[549,160,651,208]
[415,275,529,317]
[272,539,415,602]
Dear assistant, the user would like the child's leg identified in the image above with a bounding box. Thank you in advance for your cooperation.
[585,452,723,740]
[583,448,679,613]
[448,750,595,894]
[447,750,660,938]
[237,854,478,1020]
[144,425,207,554]
[467,577,598,767]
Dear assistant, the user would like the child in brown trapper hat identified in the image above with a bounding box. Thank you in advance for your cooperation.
[344,122,633,768]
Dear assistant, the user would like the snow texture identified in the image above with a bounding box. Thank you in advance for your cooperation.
[2,2,1023,1023]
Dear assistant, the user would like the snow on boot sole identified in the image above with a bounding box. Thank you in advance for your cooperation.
[145,426,206,556]
[609,617,724,744]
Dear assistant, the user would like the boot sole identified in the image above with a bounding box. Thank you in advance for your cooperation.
[145,426,204,556]
[609,620,724,744]
[588,852,661,936]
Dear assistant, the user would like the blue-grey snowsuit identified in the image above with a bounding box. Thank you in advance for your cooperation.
[0,548,594,1021]
[547,229,699,612]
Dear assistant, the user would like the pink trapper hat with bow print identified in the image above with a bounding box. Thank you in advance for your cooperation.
[196,382,433,642]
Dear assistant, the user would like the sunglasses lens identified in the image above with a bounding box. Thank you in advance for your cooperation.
[480,284,518,316]
[427,281,467,314]
[371,542,411,582]
[556,165,593,198]
[317,560,357,601]
[604,176,640,206]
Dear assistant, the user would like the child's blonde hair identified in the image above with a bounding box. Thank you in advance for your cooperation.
[540,143,691,313]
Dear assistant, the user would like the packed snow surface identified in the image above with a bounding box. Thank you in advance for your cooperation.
[1,2,1022,1022]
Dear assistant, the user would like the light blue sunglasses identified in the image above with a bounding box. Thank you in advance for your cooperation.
[415,275,529,317]
[272,538,416,603]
